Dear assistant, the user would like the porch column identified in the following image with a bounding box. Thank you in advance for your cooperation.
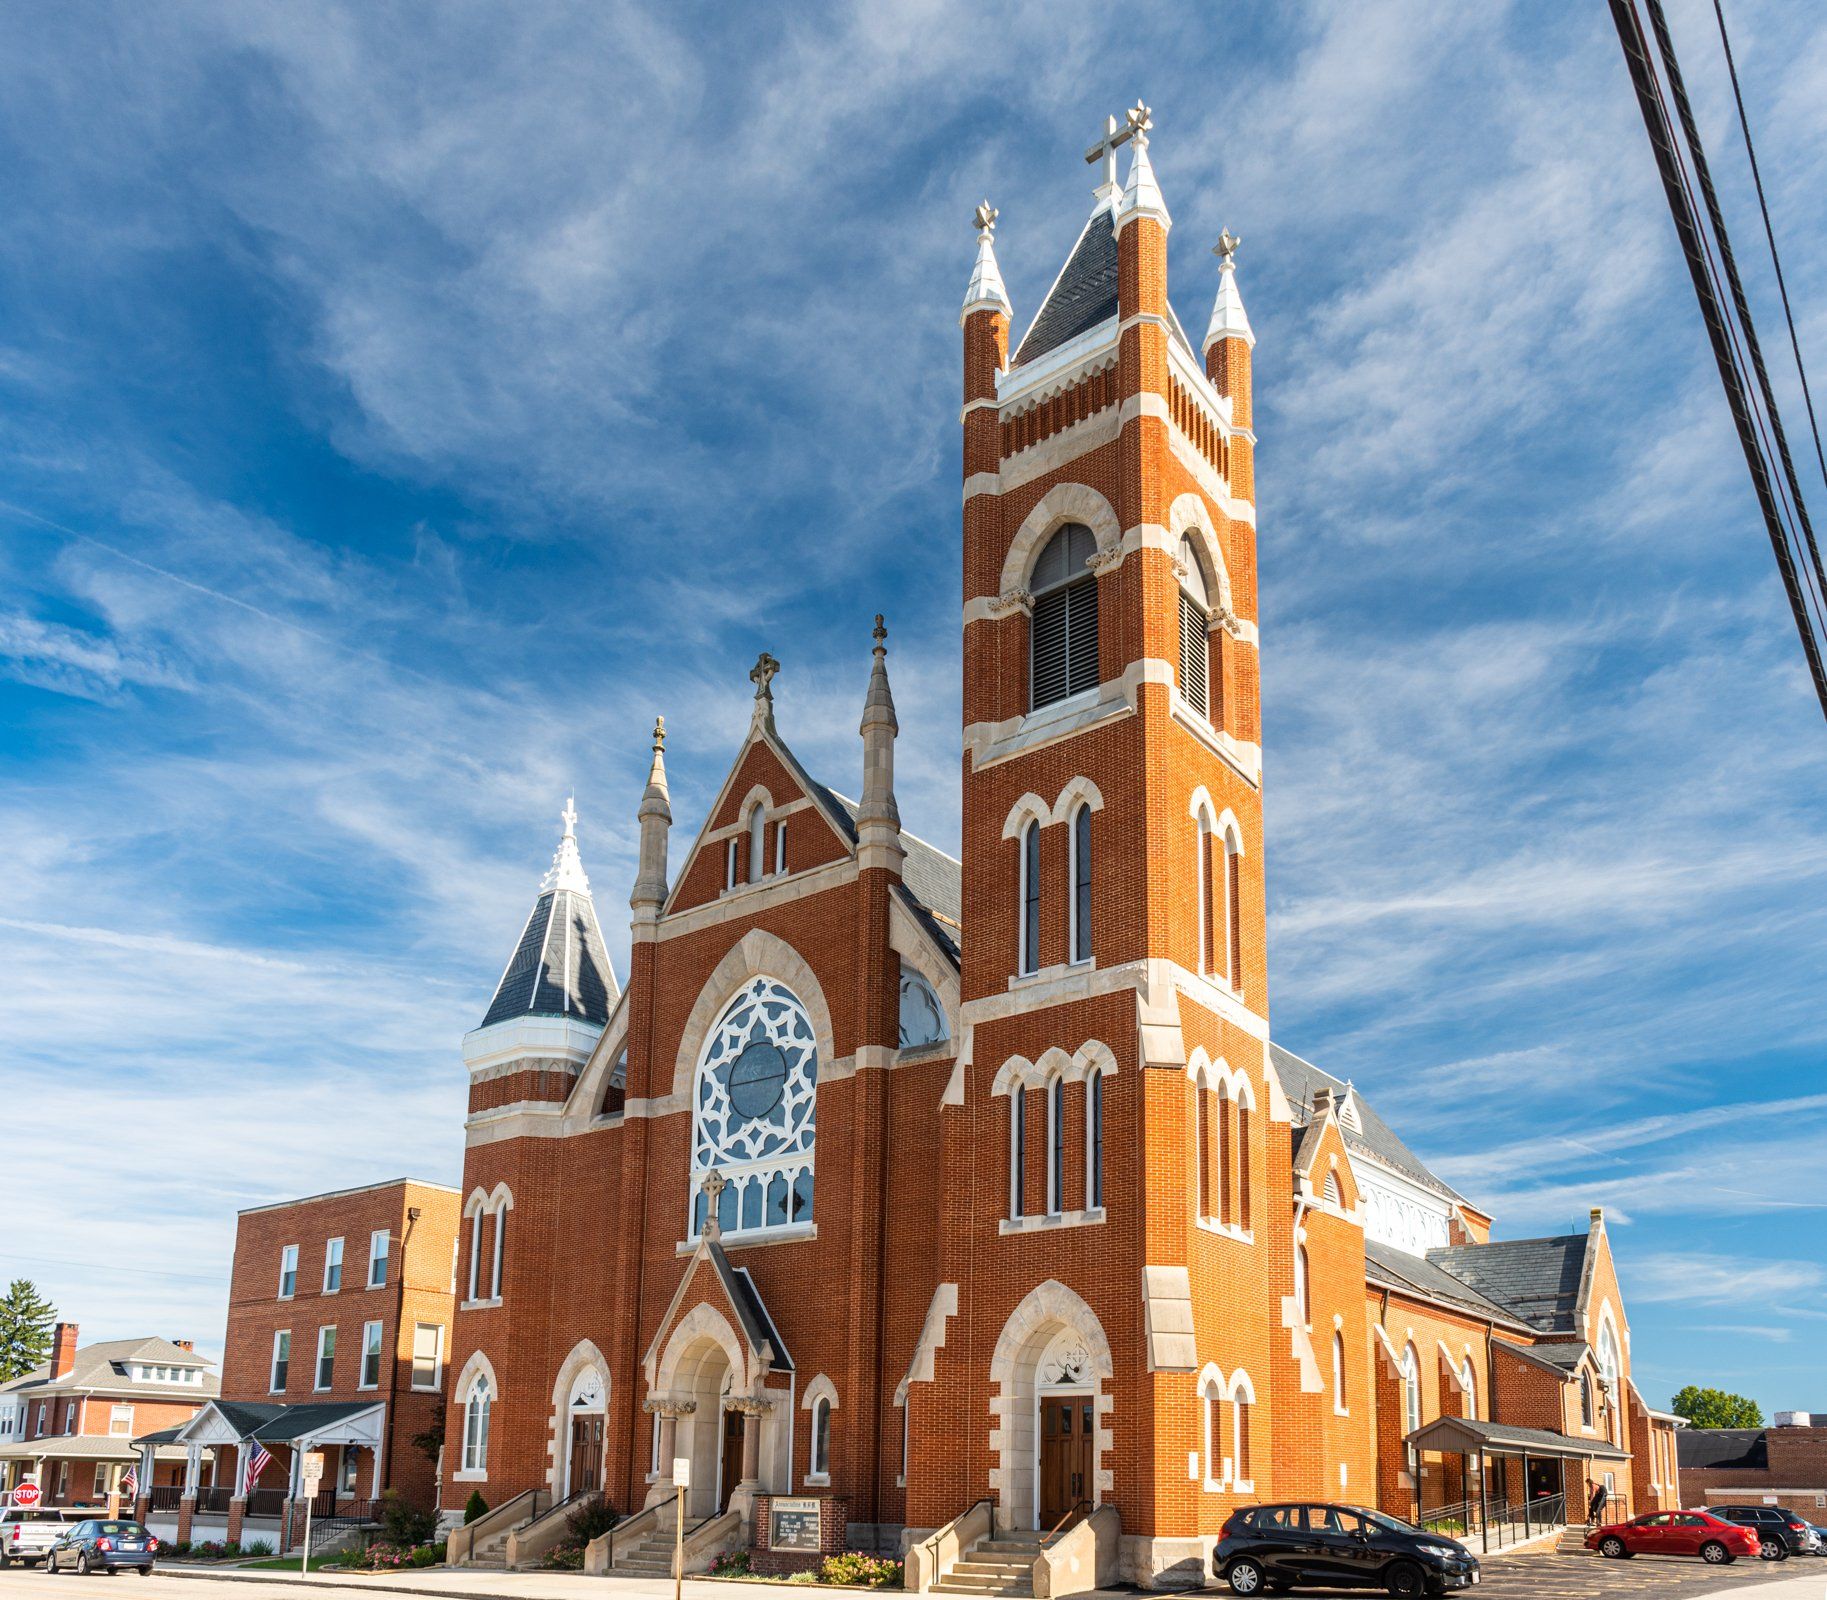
[642,1397,695,1510]
[370,1435,386,1498]
[232,1442,251,1501]
[725,1398,771,1528]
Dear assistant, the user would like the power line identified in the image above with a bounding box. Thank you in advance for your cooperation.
[1608,0,1827,723]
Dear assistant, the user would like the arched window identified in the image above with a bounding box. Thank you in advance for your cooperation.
[1010,1086,1027,1220]
[774,821,787,876]
[490,1202,507,1300]
[1195,1083,1213,1221]
[810,1396,832,1480]
[1087,1069,1104,1210]
[1200,1369,1224,1485]
[691,977,818,1241]
[1070,803,1092,964]
[1402,1345,1422,1438]
[748,805,766,884]
[1178,536,1210,717]
[1029,523,1099,708]
[467,1207,483,1301]
[1019,819,1040,975]
[462,1373,492,1473]
[1294,1240,1311,1327]
[1197,817,1215,974]
[1047,1076,1066,1214]
[1461,1360,1478,1422]
[897,972,948,1048]
[1236,1093,1252,1227]
[1333,1332,1347,1412]
[1580,1371,1595,1429]
[1232,1378,1254,1489]
[1218,1084,1235,1226]
[1223,830,1243,991]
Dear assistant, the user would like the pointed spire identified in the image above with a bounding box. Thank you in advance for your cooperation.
[1204,229,1255,353]
[961,200,1013,326]
[539,795,591,894]
[630,715,673,920]
[1115,102,1170,232]
[855,614,903,872]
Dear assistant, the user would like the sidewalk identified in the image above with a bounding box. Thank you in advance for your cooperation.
[152,1568,928,1600]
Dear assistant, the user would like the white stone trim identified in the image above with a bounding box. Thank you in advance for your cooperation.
[958,956,1268,1044]
[670,930,838,1101]
[1001,792,1051,842]
[998,1207,1106,1236]
[996,483,1123,601]
[545,1341,609,1497]
[895,1284,959,1405]
[990,1040,1119,1095]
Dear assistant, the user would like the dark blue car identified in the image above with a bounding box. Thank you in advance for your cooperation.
[1214,1503,1480,1596]
[46,1519,160,1575]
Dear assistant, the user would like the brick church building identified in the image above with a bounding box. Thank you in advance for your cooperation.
[440,109,1681,1585]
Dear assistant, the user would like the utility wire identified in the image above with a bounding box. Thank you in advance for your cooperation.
[1644,0,1827,637]
[1712,0,1827,508]
[1608,0,1827,721]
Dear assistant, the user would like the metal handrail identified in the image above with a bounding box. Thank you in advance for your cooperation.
[607,1491,674,1568]
[915,1497,994,1565]
[1039,1499,1092,1547]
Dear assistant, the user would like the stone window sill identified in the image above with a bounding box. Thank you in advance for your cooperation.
[1195,1218,1254,1244]
[1000,1207,1105,1237]
[461,1298,503,1312]
[805,1473,830,1487]
[452,1469,487,1484]
[677,1223,817,1257]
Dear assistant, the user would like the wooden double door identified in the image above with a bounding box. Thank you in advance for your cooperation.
[568,1416,604,1497]
[1037,1396,1094,1529]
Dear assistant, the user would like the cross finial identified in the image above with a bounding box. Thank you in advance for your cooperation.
[562,795,577,839]
[1084,113,1128,193]
[1126,101,1153,142]
[700,1170,729,1240]
[1215,228,1241,266]
[750,652,780,701]
[652,715,666,753]
[872,613,887,655]
[974,200,998,237]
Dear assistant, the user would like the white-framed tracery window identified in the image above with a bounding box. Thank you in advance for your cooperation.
[1178,534,1211,718]
[1018,819,1040,975]
[1030,522,1099,709]
[1069,802,1092,964]
[747,805,766,884]
[690,976,818,1241]
[898,971,948,1048]
[463,1373,492,1474]
[810,1396,832,1481]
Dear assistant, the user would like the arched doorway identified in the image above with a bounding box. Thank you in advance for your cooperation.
[989,1281,1114,1532]
[562,1367,607,1498]
[673,1335,735,1519]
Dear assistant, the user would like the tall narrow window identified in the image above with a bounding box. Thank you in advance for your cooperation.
[1195,1087,1212,1220]
[1088,1070,1104,1210]
[1047,1077,1065,1214]
[1198,822,1214,974]
[1237,1100,1253,1226]
[490,1205,507,1300]
[725,838,738,889]
[463,1375,492,1473]
[1294,1241,1311,1327]
[411,1323,442,1391]
[368,1228,390,1289]
[1462,1361,1478,1422]
[1029,523,1099,708]
[775,821,787,875]
[748,806,765,884]
[360,1321,383,1389]
[1225,834,1243,991]
[270,1331,290,1394]
[810,1397,832,1479]
[1070,804,1092,963]
[1403,1345,1422,1437]
[1217,1090,1234,1226]
[1202,1375,1223,1484]
[1010,1087,1027,1219]
[1333,1332,1347,1412]
[1019,820,1040,975]
[323,1237,344,1294]
[278,1245,297,1300]
[315,1326,336,1392]
[1233,1386,1253,1486]
[1580,1371,1594,1429]
[1178,536,1210,716]
[467,1209,483,1301]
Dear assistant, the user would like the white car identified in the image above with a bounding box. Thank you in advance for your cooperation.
[0,1506,85,1568]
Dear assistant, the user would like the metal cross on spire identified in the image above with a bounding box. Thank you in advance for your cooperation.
[562,794,577,838]
[750,652,780,701]
[872,613,888,655]
[1214,228,1242,267]
[1085,101,1153,191]
[973,200,998,237]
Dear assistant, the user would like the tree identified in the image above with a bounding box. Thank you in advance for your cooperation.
[0,1280,56,1382]
[1670,1385,1764,1429]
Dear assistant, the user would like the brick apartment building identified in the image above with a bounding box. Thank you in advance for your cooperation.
[435,108,1683,1584]
[1678,1416,1827,1517]
[136,1179,458,1551]
[0,1325,215,1508]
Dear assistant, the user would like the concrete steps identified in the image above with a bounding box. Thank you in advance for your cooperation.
[932,1533,1042,1598]
[614,1535,678,1576]
[1557,1524,1595,1554]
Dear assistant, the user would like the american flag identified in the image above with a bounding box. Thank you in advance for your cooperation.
[119,1466,138,1498]
[243,1443,272,1498]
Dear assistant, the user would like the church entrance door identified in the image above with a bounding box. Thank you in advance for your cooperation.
[1037,1396,1093,1530]
[719,1408,744,1511]
[567,1416,603,1498]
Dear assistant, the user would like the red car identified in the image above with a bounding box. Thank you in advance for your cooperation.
[1587,1509,1760,1564]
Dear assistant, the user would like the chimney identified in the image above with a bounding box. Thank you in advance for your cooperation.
[50,1323,78,1378]
[172,1339,194,1353]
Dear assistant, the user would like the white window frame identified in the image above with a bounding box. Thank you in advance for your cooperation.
[323,1236,344,1294]
[1230,1371,1256,1494]
[1067,803,1092,966]
[1333,1331,1349,1416]
[270,1330,290,1394]
[1018,819,1040,976]
[462,1375,491,1474]
[468,1208,483,1302]
[724,837,738,889]
[1009,1085,1027,1220]
[410,1322,444,1392]
[315,1325,336,1392]
[774,821,787,875]
[748,805,765,884]
[359,1320,384,1390]
[1294,1238,1311,1329]
[1046,1075,1066,1216]
[368,1228,390,1288]
[109,1404,134,1438]
[490,1204,507,1300]
[278,1244,298,1300]
[1086,1068,1104,1212]
[1200,1371,1225,1489]
[809,1396,832,1483]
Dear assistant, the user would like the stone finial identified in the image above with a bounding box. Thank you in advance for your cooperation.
[630,714,673,918]
[962,203,1013,325]
[1116,101,1170,231]
[750,652,780,702]
[700,1170,729,1241]
[1204,225,1255,354]
[540,796,591,894]
[857,612,902,864]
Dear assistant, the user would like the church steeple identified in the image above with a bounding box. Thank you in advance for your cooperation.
[961,201,1012,326]
[1114,102,1170,232]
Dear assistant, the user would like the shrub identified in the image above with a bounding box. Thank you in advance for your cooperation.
[378,1489,440,1548]
[711,1549,753,1577]
[242,1539,274,1557]
[819,1553,903,1588]
[540,1543,586,1570]
[409,1543,446,1568]
[565,1493,620,1545]
[463,1490,489,1526]
[168,1542,192,1557]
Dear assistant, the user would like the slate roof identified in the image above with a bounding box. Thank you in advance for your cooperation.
[1012,203,1122,368]
[185,1399,379,1443]
[1677,1428,1768,1471]
[1364,1240,1523,1327]
[1,1337,217,1402]
[1494,1339,1590,1373]
[732,1266,794,1374]
[820,787,962,961]
[480,885,617,1028]
[1272,1045,1465,1204]
[1426,1234,1593,1336]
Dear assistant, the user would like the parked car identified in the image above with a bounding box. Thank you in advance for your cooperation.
[0,1508,85,1569]
[44,1519,160,1576]
[1587,1509,1759,1564]
[1213,1502,1482,1595]
[1707,1504,1819,1559]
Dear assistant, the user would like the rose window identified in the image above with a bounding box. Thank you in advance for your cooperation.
[691,977,817,1238]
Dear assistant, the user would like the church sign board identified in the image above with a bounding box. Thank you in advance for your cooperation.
[768,1497,822,1551]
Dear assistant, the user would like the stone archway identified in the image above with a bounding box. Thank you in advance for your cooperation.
[548,1342,609,1499]
[988,1281,1114,1532]
[653,1305,750,1522]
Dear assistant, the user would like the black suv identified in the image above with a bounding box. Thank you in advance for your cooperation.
[1213,1503,1481,1596]
[1707,1505,1818,1560]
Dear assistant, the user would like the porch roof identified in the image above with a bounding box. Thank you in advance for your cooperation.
[0,1438,187,1463]
[175,1398,384,1450]
[1407,1415,1630,1462]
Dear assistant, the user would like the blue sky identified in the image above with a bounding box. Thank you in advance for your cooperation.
[2,1,1824,1411]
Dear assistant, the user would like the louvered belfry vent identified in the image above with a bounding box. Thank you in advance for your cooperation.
[1179,591,1208,715]
[1029,522,1100,709]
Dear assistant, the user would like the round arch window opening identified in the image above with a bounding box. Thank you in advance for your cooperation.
[727,1037,790,1120]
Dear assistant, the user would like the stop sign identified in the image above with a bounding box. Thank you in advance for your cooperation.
[12,1480,41,1508]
